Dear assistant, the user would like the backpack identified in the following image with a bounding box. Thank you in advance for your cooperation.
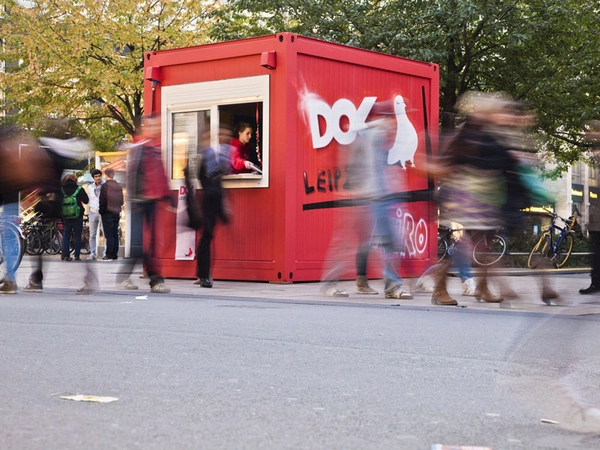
[62,186,81,219]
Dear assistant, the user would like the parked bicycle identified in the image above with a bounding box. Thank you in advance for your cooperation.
[22,214,62,256]
[437,226,507,266]
[527,209,577,268]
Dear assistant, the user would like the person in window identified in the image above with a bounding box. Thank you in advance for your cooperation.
[229,121,255,174]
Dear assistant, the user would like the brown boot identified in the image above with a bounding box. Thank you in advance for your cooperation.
[355,275,378,295]
[430,261,458,306]
[474,279,503,303]
[431,289,458,306]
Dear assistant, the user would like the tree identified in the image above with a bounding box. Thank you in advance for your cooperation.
[210,0,600,170]
[1,0,218,150]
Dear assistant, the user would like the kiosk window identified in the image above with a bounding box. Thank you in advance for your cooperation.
[163,75,270,189]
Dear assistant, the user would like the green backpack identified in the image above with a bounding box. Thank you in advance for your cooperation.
[62,186,82,219]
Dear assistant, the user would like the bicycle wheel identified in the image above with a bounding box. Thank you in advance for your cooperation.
[527,234,550,268]
[26,228,44,255]
[43,226,62,255]
[473,234,507,266]
[553,233,574,268]
[437,237,448,262]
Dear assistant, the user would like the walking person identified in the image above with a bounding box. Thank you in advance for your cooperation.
[99,167,123,261]
[86,168,104,260]
[194,128,232,288]
[20,126,99,294]
[322,101,412,299]
[60,174,89,262]
[116,115,171,293]
[432,92,561,306]
[580,121,600,295]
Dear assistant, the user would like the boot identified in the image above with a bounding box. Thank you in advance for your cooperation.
[430,261,458,306]
[356,275,378,295]
[474,275,503,303]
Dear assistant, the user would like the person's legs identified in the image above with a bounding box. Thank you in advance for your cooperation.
[102,213,118,259]
[88,212,102,258]
[73,217,83,259]
[452,237,476,296]
[371,201,411,299]
[62,219,73,260]
[111,214,120,259]
[1,202,19,283]
[196,207,216,281]
[140,202,168,291]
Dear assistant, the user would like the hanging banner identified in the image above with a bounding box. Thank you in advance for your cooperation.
[175,183,196,260]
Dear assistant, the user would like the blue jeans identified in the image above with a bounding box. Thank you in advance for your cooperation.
[88,212,102,257]
[1,202,19,282]
[62,217,83,259]
[371,200,403,293]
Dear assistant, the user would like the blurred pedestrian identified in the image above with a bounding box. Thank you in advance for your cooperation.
[580,121,600,295]
[322,100,412,299]
[193,128,232,288]
[99,167,123,261]
[23,127,98,294]
[60,174,89,261]
[86,168,104,260]
[116,115,171,293]
[433,92,562,306]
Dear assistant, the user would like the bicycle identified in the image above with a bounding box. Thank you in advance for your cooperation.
[471,230,508,266]
[438,226,507,266]
[527,210,577,269]
[437,226,459,262]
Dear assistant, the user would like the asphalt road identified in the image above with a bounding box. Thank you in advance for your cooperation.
[2,287,600,450]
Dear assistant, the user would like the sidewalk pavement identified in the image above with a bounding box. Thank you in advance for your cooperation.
[8,256,600,317]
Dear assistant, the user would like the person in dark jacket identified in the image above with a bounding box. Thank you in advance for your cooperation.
[580,121,600,295]
[99,167,124,261]
[194,128,231,288]
[60,174,89,261]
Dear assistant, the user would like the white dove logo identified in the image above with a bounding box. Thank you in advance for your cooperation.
[386,95,418,168]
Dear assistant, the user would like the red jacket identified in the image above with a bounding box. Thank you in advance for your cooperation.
[229,137,252,174]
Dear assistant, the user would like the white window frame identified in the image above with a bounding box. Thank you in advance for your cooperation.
[162,75,270,189]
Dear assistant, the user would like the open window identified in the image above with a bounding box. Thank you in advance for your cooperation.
[162,75,270,189]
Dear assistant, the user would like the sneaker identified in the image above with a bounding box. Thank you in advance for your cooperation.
[325,287,349,297]
[462,278,477,297]
[150,283,171,294]
[22,281,43,293]
[87,254,96,261]
[76,284,98,295]
[120,279,138,290]
[0,280,18,294]
[100,256,114,261]
[385,288,413,299]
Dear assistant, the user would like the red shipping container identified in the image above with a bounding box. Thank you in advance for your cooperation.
[144,33,439,283]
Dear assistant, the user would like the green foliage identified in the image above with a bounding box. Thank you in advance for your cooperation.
[212,0,600,169]
[1,0,219,149]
